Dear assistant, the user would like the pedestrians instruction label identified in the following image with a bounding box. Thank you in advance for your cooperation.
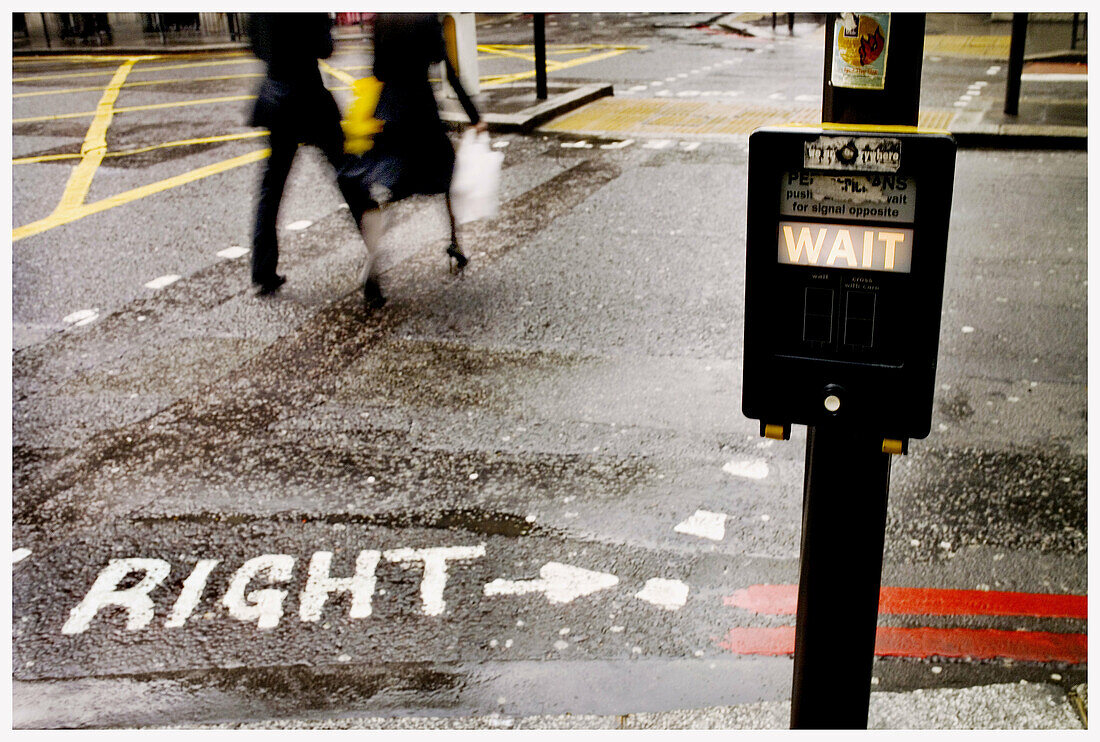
[780,170,916,223]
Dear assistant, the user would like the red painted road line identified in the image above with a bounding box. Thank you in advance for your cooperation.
[724,584,1087,619]
[716,626,1088,664]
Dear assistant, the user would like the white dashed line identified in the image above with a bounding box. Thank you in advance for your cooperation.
[674,510,728,541]
[144,274,181,290]
[679,142,700,151]
[63,309,99,327]
[600,139,635,150]
[217,245,249,260]
[962,326,975,334]
[286,220,313,231]
[642,139,673,149]
[560,140,594,149]
[986,65,1001,75]
[769,92,786,100]
[635,578,690,611]
[723,459,770,480]
[627,85,648,92]
[492,139,510,148]
[13,548,31,564]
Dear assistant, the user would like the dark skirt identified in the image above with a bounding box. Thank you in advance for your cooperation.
[339,127,456,208]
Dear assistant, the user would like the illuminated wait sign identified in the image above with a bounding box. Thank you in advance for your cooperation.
[778,221,913,274]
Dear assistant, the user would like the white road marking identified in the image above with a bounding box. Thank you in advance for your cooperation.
[986,65,1001,75]
[677,90,701,97]
[795,94,818,102]
[723,459,769,480]
[222,554,295,630]
[679,141,701,151]
[600,139,635,149]
[286,220,313,231]
[1022,73,1087,82]
[962,326,975,333]
[484,562,619,604]
[627,85,648,92]
[217,245,249,260]
[560,140,593,149]
[62,558,172,634]
[384,545,486,616]
[492,139,510,148]
[144,274,181,290]
[655,89,672,97]
[643,139,673,149]
[165,559,220,628]
[768,92,786,100]
[63,308,98,326]
[299,550,381,621]
[13,548,32,564]
[954,101,969,107]
[635,578,689,610]
[674,510,728,541]
[651,81,664,86]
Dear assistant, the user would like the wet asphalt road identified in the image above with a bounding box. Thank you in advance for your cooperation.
[11,14,1087,729]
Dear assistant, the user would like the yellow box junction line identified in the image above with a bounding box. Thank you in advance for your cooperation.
[12,55,271,242]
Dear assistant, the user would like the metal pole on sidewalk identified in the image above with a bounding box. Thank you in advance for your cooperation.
[790,426,892,728]
[40,12,51,49]
[1071,13,1079,50]
[791,13,927,730]
[534,13,548,100]
[1004,13,1028,116]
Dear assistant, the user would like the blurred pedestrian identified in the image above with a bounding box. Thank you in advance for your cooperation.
[247,12,366,295]
[339,12,487,309]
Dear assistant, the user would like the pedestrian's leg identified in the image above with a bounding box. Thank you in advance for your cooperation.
[252,128,297,289]
[444,191,468,273]
[359,207,386,309]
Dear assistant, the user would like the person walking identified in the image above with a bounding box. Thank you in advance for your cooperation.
[247,12,365,295]
[339,13,487,309]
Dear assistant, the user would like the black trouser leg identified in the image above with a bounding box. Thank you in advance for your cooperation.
[315,120,368,226]
[251,128,298,284]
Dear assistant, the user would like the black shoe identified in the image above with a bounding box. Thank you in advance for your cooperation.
[254,274,286,296]
[363,277,386,309]
[446,243,468,273]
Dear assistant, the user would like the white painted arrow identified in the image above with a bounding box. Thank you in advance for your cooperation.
[484,562,619,604]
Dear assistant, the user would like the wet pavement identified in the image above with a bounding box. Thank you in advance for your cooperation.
[10,12,1088,730]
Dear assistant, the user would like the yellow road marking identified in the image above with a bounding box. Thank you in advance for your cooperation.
[14,72,266,99]
[482,46,636,87]
[14,94,259,123]
[55,58,140,214]
[13,131,271,165]
[13,49,362,82]
[14,56,259,83]
[13,148,270,242]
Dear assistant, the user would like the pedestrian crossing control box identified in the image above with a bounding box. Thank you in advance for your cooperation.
[742,126,956,445]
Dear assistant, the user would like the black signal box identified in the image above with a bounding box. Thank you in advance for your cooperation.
[742,126,956,441]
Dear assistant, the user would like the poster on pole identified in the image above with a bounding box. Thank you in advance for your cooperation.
[831,13,890,90]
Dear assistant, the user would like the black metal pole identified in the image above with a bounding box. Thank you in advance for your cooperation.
[788,13,795,35]
[790,425,891,728]
[1004,13,1028,116]
[40,12,51,49]
[1071,13,1079,50]
[534,13,548,100]
[822,13,925,126]
[792,13,925,729]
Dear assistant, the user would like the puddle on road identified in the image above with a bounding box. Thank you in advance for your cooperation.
[134,508,539,538]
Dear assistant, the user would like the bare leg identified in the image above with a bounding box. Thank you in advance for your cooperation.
[444,192,468,272]
[359,207,386,309]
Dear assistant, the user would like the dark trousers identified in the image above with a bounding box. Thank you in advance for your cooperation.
[251,121,365,284]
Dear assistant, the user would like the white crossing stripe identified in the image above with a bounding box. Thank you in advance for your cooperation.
[144,274,181,290]
[286,220,313,231]
[217,245,249,259]
[635,578,690,610]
